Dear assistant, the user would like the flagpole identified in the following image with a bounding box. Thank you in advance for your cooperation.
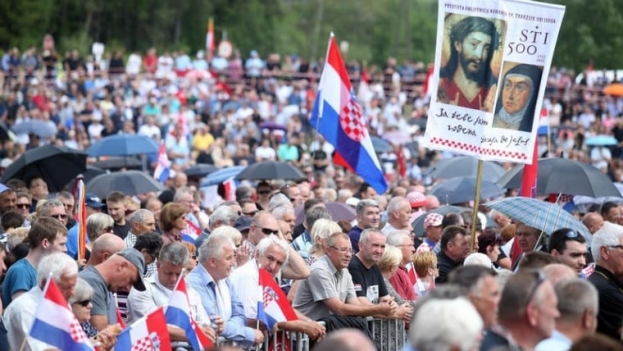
[469,160,484,252]
[257,263,262,331]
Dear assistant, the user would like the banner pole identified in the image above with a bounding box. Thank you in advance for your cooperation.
[470,160,484,252]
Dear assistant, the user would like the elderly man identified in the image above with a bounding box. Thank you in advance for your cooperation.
[547,228,588,274]
[417,213,443,252]
[4,253,112,350]
[382,197,411,234]
[127,242,217,345]
[230,236,325,340]
[582,213,604,235]
[436,226,471,284]
[293,232,394,321]
[448,266,500,331]
[40,199,69,227]
[186,235,265,347]
[348,199,380,252]
[86,233,126,267]
[497,270,560,351]
[511,223,545,270]
[194,205,238,249]
[2,217,67,306]
[175,186,206,232]
[123,209,157,248]
[588,221,623,340]
[272,204,296,232]
[536,278,599,351]
[79,248,147,331]
[387,231,418,298]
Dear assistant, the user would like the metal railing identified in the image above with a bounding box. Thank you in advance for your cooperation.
[215,328,313,351]
[367,317,408,351]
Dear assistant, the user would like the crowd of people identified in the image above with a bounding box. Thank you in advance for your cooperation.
[0,43,622,351]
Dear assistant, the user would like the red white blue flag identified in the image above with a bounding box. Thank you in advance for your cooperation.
[154,141,171,184]
[257,268,297,332]
[310,33,388,194]
[114,307,171,351]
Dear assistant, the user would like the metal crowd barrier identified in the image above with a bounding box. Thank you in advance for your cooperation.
[367,317,408,351]
[215,327,315,351]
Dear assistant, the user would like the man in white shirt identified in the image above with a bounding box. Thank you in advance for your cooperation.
[230,236,325,339]
[127,242,217,345]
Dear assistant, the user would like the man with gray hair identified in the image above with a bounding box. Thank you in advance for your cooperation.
[292,205,331,258]
[386,230,417,300]
[40,198,69,227]
[536,278,599,351]
[382,197,411,235]
[128,242,218,346]
[587,221,623,340]
[124,209,157,248]
[187,234,265,347]
[5,253,113,350]
[194,204,239,250]
[348,199,380,253]
[230,236,325,340]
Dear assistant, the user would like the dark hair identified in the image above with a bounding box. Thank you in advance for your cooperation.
[28,217,68,248]
[548,227,586,254]
[570,334,623,351]
[442,213,463,229]
[517,251,560,271]
[441,16,501,83]
[357,183,373,197]
[440,225,468,251]
[448,265,497,293]
[303,198,324,214]
[601,202,619,217]
[106,191,126,204]
[133,232,163,256]
[478,228,502,255]
[10,242,30,263]
[1,211,23,231]
[235,186,253,202]
[5,179,26,191]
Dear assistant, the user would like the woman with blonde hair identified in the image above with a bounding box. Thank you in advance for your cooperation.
[307,219,342,266]
[379,245,416,307]
[413,251,438,298]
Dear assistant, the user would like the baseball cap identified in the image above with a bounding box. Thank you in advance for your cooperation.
[116,248,146,291]
[346,197,360,207]
[424,213,443,229]
[85,193,105,208]
[234,216,252,233]
[407,191,427,209]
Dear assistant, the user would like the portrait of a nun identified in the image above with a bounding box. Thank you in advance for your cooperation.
[492,64,543,132]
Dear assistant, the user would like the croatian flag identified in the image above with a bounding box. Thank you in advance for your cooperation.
[114,307,171,351]
[310,33,388,194]
[223,177,236,201]
[29,278,94,351]
[165,276,213,350]
[257,268,297,332]
[154,141,171,184]
[76,179,87,260]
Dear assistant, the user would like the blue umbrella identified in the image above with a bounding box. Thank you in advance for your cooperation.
[431,176,504,205]
[11,120,57,139]
[586,135,618,146]
[200,166,246,187]
[86,134,159,157]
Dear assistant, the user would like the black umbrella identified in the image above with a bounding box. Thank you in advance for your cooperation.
[235,161,305,180]
[412,205,497,236]
[430,176,504,205]
[426,156,506,179]
[184,164,218,178]
[497,158,621,198]
[86,170,164,198]
[70,166,106,187]
[2,145,87,192]
[92,156,143,171]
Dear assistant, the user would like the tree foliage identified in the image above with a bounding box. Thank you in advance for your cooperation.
[0,0,618,70]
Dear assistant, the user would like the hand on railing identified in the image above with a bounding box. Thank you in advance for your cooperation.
[395,303,413,322]
[201,324,218,343]
[301,320,326,340]
[253,329,265,345]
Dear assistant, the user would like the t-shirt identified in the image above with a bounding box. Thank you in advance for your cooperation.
[2,258,37,307]
[113,222,131,240]
[79,266,116,324]
[347,255,388,304]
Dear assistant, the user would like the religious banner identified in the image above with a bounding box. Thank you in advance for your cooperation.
[424,0,565,164]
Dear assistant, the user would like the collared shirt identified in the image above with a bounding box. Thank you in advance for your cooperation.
[186,264,255,346]
[381,222,399,235]
[127,274,209,326]
[124,231,138,248]
[291,231,312,259]
[293,255,357,321]
[4,287,55,350]
[535,330,572,351]
[229,259,262,319]
[389,265,416,301]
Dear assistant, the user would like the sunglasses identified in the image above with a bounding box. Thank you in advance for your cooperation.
[257,226,279,235]
[525,270,546,306]
[75,299,91,307]
[258,190,270,195]
[243,211,258,216]
[564,230,579,239]
[16,204,30,209]
[52,214,68,220]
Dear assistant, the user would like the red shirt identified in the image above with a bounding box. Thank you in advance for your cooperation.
[438,77,487,110]
[389,266,416,301]
[143,54,157,73]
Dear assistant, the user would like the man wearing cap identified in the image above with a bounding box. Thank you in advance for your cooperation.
[382,197,412,235]
[348,199,380,253]
[417,213,444,253]
[66,192,105,259]
[79,248,147,331]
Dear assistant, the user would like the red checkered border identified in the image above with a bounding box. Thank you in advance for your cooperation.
[430,137,528,160]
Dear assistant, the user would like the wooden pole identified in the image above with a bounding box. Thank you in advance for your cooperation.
[470,160,484,252]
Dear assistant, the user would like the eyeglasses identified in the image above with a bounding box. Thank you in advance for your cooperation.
[16,203,30,209]
[75,299,91,307]
[525,270,546,306]
[243,211,258,216]
[257,227,279,235]
[608,245,623,251]
[51,214,68,220]
[330,246,354,255]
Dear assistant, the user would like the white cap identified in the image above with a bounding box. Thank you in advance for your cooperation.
[0,158,12,168]
[346,197,360,207]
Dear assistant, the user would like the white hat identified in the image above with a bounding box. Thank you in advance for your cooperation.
[0,158,11,168]
[346,197,360,207]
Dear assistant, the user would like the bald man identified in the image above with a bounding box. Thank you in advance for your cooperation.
[86,233,126,266]
[543,264,577,285]
[312,329,376,351]
[582,213,604,235]
[425,195,440,211]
